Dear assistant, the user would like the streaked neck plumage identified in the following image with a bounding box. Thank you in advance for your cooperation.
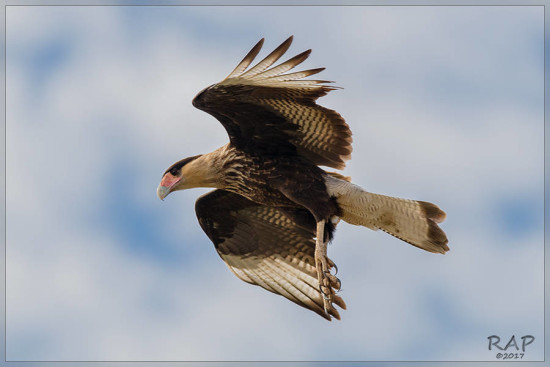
[178,144,237,190]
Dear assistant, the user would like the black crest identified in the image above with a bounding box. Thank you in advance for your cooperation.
[164,155,202,176]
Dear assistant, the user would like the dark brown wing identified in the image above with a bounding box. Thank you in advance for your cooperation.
[192,36,352,170]
[195,189,346,320]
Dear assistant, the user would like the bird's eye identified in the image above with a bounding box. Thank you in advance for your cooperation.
[169,167,180,176]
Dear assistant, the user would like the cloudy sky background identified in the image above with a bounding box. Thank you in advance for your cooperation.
[5,5,544,362]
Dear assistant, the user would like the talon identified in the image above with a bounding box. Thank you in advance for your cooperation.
[326,258,338,275]
[325,272,341,291]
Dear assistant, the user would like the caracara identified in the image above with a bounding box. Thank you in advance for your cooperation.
[157,36,449,320]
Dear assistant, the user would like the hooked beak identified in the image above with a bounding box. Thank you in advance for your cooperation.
[157,185,170,201]
[157,173,181,201]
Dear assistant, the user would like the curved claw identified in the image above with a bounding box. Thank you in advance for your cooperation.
[324,271,341,291]
[326,258,338,275]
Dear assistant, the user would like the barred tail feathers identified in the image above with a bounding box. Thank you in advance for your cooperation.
[324,175,449,254]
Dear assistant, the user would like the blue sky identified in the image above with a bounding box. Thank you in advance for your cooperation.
[5,5,544,362]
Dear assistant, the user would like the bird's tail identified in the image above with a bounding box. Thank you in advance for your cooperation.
[325,174,449,254]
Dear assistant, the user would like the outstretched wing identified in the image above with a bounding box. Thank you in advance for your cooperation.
[195,189,346,320]
[192,36,352,170]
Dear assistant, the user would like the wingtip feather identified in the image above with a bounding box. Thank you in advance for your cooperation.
[225,38,265,79]
[254,49,312,80]
[240,36,295,79]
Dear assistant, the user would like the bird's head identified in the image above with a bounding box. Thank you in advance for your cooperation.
[157,155,205,200]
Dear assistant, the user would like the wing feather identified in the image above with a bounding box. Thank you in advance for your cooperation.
[192,36,353,170]
[239,36,293,79]
[225,38,264,79]
[195,189,345,320]
[254,50,312,79]
[262,68,325,82]
[261,258,326,313]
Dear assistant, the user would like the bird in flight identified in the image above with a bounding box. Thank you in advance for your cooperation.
[157,36,449,320]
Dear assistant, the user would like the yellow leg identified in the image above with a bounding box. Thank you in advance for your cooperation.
[315,219,333,315]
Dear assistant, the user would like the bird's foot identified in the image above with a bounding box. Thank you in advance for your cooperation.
[315,220,341,316]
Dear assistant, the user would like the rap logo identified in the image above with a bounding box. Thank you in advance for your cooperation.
[487,335,535,352]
